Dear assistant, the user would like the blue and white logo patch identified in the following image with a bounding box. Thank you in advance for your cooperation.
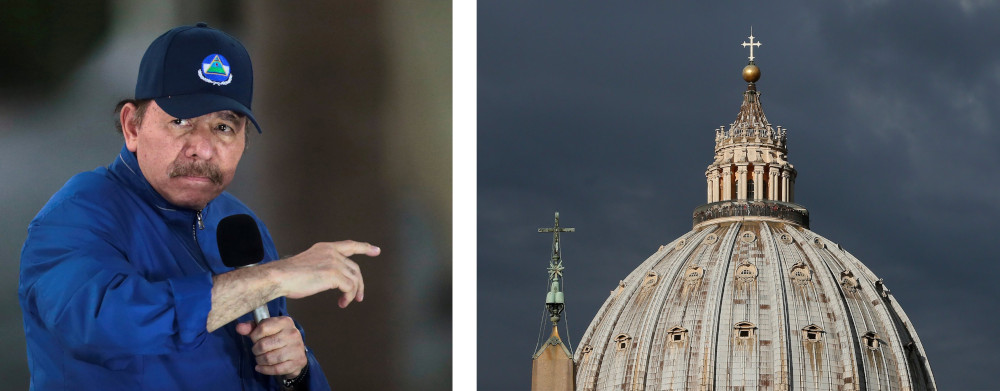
[198,54,233,85]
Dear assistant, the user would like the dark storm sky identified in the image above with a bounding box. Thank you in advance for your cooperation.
[477,1,1000,390]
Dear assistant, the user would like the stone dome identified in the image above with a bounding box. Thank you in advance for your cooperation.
[573,221,935,390]
[571,33,935,390]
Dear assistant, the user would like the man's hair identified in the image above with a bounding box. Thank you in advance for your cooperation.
[112,98,250,149]
[114,99,152,134]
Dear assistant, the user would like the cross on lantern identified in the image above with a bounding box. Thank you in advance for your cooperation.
[742,28,762,62]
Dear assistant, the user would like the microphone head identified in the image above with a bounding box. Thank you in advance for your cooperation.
[217,214,265,268]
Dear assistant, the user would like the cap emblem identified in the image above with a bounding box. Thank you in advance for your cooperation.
[198,54,233,85]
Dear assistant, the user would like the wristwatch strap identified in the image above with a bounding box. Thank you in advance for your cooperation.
[282,363,309,389]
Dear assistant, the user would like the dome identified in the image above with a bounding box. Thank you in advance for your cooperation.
[570,32,935,390]
[573,221,935,390]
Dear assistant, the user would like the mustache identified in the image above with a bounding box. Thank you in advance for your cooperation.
[169,161,223,185]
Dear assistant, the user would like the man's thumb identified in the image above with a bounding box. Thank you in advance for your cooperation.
[235,321,255,336]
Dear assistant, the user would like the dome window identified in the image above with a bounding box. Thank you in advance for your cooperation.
[613,333,632,351]
[675,239,687,249]
[685,266,704,282]
[862,332,880,350]
[740,231,757,243]
[790,263,812,284]
[643,271,659,287]
[875,279,891,298]
[667,326,688,343]
[735,262,757,282]
[704,233,719,245]
[581,344,593,354]
[840,270,859,292]
[802,324,823,342]
[812,237,825,249]
[779,233,794,244]
[734,322,756,339]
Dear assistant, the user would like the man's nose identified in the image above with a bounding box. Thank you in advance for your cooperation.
[183,126,215,159]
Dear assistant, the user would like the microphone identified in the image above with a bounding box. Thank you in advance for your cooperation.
[217,214,270,323]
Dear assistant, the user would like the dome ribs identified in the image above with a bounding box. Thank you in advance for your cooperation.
[575,231,708,390]
[773,224,839,389]
[575,221,935,390]
[760,223,796,390]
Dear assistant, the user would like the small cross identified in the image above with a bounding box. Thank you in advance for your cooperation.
[538,211,575,263]
[741,28,762,62]
[539,212,574,326]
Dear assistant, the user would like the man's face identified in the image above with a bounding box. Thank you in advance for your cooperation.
[123,101,247,210]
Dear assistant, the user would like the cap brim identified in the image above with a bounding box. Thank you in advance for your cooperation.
[154,94,262,133]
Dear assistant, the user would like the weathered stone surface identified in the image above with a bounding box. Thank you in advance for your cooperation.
[573,221,935,390]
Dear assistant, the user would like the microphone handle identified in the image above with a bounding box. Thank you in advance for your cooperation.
[253,305,271,323]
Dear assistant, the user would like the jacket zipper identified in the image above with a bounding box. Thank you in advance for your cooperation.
[193,210,205,241]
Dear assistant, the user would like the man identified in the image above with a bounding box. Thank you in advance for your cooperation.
[18,23,377,390]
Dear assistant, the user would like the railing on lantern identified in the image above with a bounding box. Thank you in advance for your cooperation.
[692,200,809,228]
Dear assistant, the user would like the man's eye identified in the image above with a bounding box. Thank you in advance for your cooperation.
[171,119,189,126]
[217,124,233,132]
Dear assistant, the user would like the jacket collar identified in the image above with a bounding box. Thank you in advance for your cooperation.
[108,144,202,215]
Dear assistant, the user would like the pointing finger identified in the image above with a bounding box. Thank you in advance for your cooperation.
[331,240,380,257]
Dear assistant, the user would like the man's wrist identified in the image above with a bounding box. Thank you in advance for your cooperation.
[261,261,287,298]
[282,362,308,388]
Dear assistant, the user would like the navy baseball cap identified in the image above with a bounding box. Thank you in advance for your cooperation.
[135,23,261,133]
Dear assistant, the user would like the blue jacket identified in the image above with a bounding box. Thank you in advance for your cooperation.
[19,145,330,390]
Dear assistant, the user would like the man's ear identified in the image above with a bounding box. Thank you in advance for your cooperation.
[121,103,140,153]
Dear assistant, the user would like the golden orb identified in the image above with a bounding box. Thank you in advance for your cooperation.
[742,64,761,83]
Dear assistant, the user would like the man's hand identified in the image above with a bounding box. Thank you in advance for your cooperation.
[236,317,307,378]
[273,240,381,308]
[207,240,379,332]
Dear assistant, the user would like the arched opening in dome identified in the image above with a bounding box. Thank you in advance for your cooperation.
[667,326,688,343]
[684,266,704,281]
[643,271,659,287]
[613,333,632,351]
[734,322,756,339]
[790,263,812,284]
[735,262,758,283]
[812,237,825,249]
[862,332,881,350]
[802,324,823,342]
[840,270,859,292]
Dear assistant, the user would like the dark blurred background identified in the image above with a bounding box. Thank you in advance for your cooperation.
[0,1,452,389]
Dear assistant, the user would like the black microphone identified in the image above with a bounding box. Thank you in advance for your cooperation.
[217,214,270,323]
